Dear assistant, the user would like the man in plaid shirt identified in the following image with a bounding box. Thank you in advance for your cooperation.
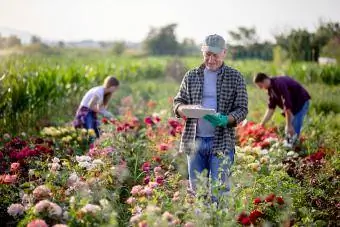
[173,34,248,203]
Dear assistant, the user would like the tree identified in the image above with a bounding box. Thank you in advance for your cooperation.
[143,23,180,55]
[31,35,42,44]
[112,41,126,55]
[228,26,259,47]
[179,38,199,56]
[5,35,21,48]
[58,41,65,48]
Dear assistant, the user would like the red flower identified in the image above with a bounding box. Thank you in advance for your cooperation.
[241,217,251,225]
[265,193,276,203]
[152,156,161,163]
[237,211,248,223]
[276,196,285,205]
[144,117,154,125]
[154,116,161,123]
[156,176,164,185]
[170,129,177,137]
[110,119,117,124]
[102,118,109,124]
[249,210,262,223]
[142,162,151,172]
[143,176,150,185]
[0,152,3,161]
[158,143,169,151]
[116,125,125,132]
[253,197,262,205]
[168,119,180,128]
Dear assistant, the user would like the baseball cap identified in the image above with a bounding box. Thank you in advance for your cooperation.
[201,34,226,54]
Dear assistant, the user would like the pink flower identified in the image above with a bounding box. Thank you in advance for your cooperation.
[7,203,24,217]
[27,219,48,227]
[158,143,169,151]
[4,174,17,184]
[143,176,150,185]
[144,117,154,125]
[148,182,158,189]
[143,186,153,196]
[141,162,151,172]
[154,166,162,174]
[184,222,195,227]
[154,116,161,123]
[33,185,51,201]
[131,185,143,196]
[156,176,164,185]
[152,156,161,163]
[126,197,136,205]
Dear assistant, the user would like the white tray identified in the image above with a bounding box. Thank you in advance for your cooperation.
[181,105,216,118]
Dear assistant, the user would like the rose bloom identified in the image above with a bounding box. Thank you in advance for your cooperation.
[27,219,48,227]
[10,162,20,172]
[4,174,17,184]
[7,203,24,217]
[33,185,51,201]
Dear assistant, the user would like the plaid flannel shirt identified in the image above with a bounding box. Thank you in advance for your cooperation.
[173,63,248,155]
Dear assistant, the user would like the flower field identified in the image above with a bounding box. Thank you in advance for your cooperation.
[1,95,339,227]
[0,56,339,226]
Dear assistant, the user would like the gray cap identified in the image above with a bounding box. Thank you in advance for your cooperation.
[201,34,226,54]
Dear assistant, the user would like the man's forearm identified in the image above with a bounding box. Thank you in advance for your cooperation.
[285,109,293,126]
[261,109,274,126]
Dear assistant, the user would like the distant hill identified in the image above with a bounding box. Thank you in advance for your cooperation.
[0,27,33,44]
[0,27,142,49]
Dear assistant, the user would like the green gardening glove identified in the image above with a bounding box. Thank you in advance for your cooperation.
[203,113,228,127]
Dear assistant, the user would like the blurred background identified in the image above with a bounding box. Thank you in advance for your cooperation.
[0,0,339,134]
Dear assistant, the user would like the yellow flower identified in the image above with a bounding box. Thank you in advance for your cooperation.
[248,162,260,172]
[260,156,270,164]
[77,136,82,142]
[88,129,96,137]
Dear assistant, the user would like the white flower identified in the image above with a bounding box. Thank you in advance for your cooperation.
[260,149,269,156]
[76,155,92,163]
[50,163,61,171]
[264,137,278,143]
[92,159,104,165]
[287,151,296,157]
[7,204,24,217]
[52,157,60,163]
[34,200,62,218]
[28,169,35,176]
[78,161,92,169]
[33,185,51,200]
[80,204,101,215]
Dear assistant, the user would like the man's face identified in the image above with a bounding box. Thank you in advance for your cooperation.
[256,79,270,90]
[202,50,226,71]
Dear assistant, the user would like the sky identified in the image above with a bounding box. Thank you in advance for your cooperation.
[0,0,340,44]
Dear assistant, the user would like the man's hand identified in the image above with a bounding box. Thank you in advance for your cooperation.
[177,105,187,118]
[285,124,295,136]
[203,113,228,127]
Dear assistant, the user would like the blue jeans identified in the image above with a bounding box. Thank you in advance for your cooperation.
[84,111,100,138]
[292,100,310,136]
[187,136,234,202]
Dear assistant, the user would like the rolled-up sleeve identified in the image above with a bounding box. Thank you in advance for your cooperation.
[229,75,248,125]
[173,73,189,118]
